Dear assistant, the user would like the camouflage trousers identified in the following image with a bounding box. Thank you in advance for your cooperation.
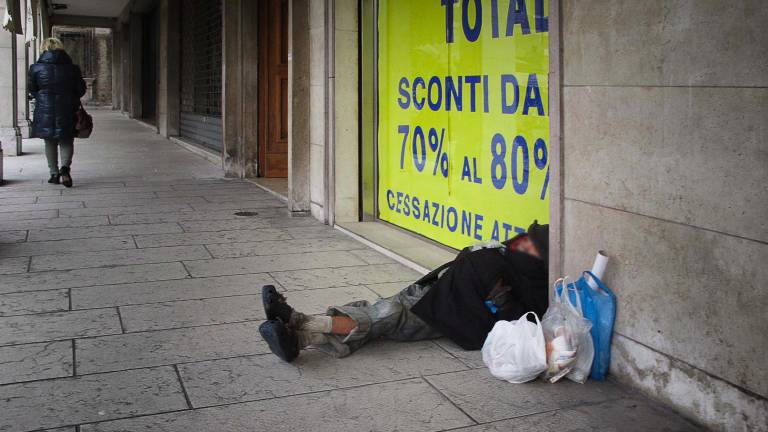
[317,280,441,358]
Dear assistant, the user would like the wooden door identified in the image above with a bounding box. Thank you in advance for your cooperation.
[258,0,289,178]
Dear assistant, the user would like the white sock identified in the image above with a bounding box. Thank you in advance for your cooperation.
[297,330,329,348]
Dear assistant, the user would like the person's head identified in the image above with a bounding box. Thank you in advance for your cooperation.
[526,221,548,260]
[506,221,549,261]
[40,37,65,52]
[511,235,540,258]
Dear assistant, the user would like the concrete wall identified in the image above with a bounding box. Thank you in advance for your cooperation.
[560,1,768,431]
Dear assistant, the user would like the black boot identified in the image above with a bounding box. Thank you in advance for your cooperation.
[59,166,73,188]
[262,285,294,323]
[48,174,60,184]
[259,320,300,362]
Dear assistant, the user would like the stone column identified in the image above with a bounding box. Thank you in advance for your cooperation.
[287,0,311,213]
[129,14,142,118]
[112,26,120,109]
[0,14,22,158]
[222,0,257,177]
[16,6,29,138]
[331,0,359,222]
[158,0,180,137]
[120,23,130,113]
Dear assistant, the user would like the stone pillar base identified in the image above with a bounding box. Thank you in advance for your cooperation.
[17,120,30,138]
[0,128,22,156]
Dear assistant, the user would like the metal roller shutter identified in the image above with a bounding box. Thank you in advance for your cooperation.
[180,0,222,151]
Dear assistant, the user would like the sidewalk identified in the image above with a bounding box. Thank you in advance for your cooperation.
[0,111,703,432]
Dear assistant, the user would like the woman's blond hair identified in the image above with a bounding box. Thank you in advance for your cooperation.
[40,37,65,51]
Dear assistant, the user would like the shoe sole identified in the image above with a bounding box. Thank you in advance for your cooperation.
[258,320,299,363]
[261,285,284,322]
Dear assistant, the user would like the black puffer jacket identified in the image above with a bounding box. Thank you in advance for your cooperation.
[28,50,86,139]
[411,246,548,350]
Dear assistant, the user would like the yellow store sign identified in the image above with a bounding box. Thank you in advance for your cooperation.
[378,0,550,249]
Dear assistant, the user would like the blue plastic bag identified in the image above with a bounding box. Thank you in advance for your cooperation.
[557,271,616,380]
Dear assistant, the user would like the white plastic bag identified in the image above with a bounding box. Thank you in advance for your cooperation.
[482,312,547,383]
[542,277,594,383]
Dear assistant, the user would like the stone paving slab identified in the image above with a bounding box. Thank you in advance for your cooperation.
[205,237,366,258]
[0,308,122,346]
[80,378,474,432]
[0,366,187,432]
[0,201,84,213]
[119,296,264,332]
[179,217,298,232]
[0,209,59,221]
[348,248,397,264]
[59,185,174,195]
[0,289,69,316]
[272,263,423,290]
[278,285,379,315]
[169,182,257,191]
[0,236,135,258]
[282,225,350,239]
[154,188,264,198]
[134,228,291,248]
[0,189,61,198]
[0,215,110,231]
[108,208,290,225]
[154,189,274,199]
[0,262,188,294]
[0,256,29,274]
[78,196,207,209]
[449,397,703,431]
[71,274,277,309]
[197,193,279,203]
[28,222,183,241]
[190,200,286,211]
[366,281,410,298]
[434,338,486,369]
[179,340,468,407]
[425,369,629,423]
[37,192,159,203]
[29,245,211,272]
[183,250,367,277]
[0,230,28,243]
[0,196,37,205]
[0,340,73,385]
[48,182,126,189]
[75,322,269,374]
[258,216,336,229]
[59,203,194,217]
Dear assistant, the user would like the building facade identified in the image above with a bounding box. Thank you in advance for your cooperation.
[1,1,766,430]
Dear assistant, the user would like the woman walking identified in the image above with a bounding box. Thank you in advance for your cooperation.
[28,37,86,187]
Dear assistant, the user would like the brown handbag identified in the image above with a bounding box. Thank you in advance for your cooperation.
[74,103,93,138]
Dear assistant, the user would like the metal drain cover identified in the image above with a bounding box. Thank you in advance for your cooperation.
[234,211,259,217]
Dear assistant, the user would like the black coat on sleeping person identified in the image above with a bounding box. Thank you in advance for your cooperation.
[410,244,548,350]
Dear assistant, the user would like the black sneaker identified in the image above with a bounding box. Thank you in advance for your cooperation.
[59,166,73,188]
[48,174,60,184]
[259,320,300,362]
[262,285,294,323]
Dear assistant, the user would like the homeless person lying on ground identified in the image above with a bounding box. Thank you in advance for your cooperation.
[258,222,549,362]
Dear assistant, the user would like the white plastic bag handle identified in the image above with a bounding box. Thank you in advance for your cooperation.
[553,276,584,317]
[517,311,542,339]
